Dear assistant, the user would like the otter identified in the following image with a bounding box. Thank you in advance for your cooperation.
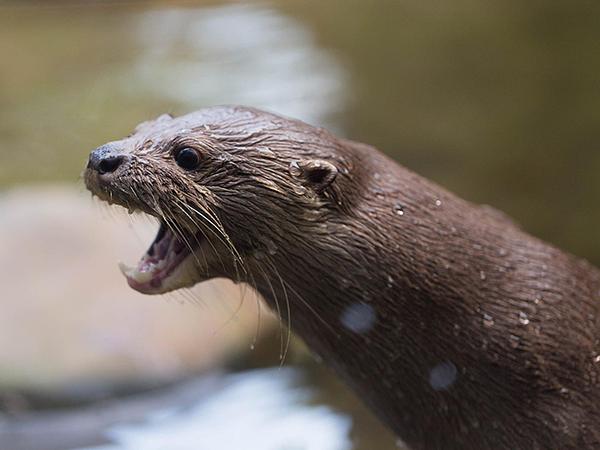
[84,106,600,450]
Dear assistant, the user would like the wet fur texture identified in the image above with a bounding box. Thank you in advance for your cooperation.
[86,106,600,450]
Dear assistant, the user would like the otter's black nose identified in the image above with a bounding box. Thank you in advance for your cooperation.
[88,144,127,175]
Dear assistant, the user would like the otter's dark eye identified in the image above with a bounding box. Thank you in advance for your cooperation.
[175,147,201,170]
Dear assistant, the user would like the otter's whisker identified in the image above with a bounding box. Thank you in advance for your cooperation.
[169,200,212,271]
[265,256,292,367]
[179,200,247,288]
[245,271,263,352]
[284,281,338,337]
[254,260,286,362]
[212,291,246,337]
[174,200,227,273]
[181,200,245,268]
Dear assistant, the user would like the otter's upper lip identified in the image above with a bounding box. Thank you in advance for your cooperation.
[118,222,201,294]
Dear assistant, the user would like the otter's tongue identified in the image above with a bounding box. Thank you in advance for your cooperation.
[119,223,191,294]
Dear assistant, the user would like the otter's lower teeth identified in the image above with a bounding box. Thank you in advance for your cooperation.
[118,261,154,284]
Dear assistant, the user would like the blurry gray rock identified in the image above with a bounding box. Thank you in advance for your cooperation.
[0,185,268,390]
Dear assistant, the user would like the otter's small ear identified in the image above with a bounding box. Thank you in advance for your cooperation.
[297,159,338,193]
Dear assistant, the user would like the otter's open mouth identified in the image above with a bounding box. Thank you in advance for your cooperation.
[118,221,201,295]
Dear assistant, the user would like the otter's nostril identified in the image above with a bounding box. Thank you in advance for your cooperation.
[88,143,127,175]
[97,156,125,175]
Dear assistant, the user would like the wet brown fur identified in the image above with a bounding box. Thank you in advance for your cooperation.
[85,106,600,450]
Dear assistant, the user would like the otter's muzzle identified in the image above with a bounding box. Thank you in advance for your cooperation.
[87,143,128,175]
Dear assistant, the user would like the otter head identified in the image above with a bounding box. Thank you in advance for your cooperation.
[84,106,351,295]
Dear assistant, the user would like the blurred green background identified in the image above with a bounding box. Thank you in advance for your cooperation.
[1,1,599,449]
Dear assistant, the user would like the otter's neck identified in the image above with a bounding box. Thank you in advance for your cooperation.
[251,150,600,450]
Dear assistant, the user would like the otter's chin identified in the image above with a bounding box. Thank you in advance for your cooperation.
[118,222,203,295]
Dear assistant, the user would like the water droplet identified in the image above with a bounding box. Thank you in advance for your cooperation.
[594,355,600,363]
[253,250,266,260]
[518,311,530,325]
[499,248,508,256]
[292,185,307,196]
[509,334,520,348]
[250,344,255,350]
[534,296,542,305]
[288,160,302,176]
[435,199,442,207]
[340,302,377,334]
[374,173,381,180]
[483,313,494,327]
[312,352,323,364]
[387,274,394,287]
[479,270,486,281]
[393,203,405,216]
[257,146,276,158]
[453,324,461,336]
[429,361,457,391]
[373,188,386,200]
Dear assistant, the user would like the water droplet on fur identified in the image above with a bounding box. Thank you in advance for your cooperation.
[499,248,508,256]
[374,173,381,180]
[594,355,600,363]
[292,185,307,195]
[518,311,530,325]
[253,250,266,260]
[373,188,386,200]
[483,313,494,327]
[387,274,394,287]
[479,270,487,281]
[262,238,278,256]
[435,199,442,207]
[256,147,276,158]
[534,296,542,305]
[393,203,405,216]
[340,302,377,334]
[429,361,457,391]
[288,160,302,177]
[509,334,520,348]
